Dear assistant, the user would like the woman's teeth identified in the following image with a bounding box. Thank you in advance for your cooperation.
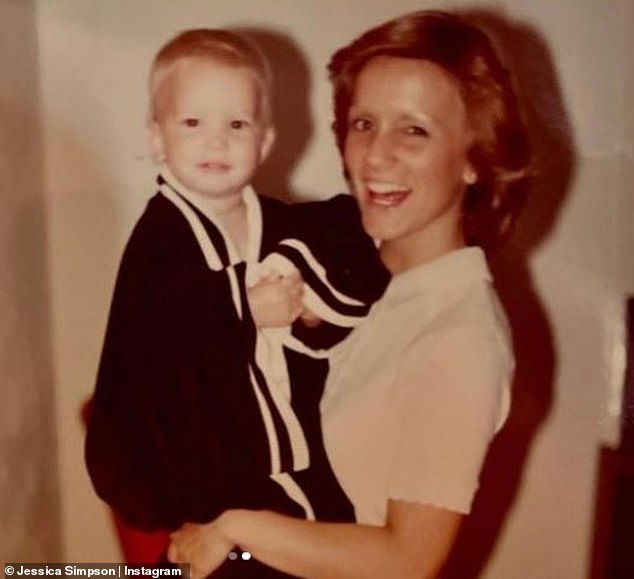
[366,182,409,206]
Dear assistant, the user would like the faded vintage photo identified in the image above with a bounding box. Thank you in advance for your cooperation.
[2,1,632,578]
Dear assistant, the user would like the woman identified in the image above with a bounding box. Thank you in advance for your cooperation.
[169,10,530,578]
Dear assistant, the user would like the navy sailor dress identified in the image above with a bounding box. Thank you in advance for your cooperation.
[85,175,389,577]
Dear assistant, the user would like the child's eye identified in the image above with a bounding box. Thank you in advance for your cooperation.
[349,117,373,132]
[405,125,429,137]
[182,118,199,127]
[230,120,249,129]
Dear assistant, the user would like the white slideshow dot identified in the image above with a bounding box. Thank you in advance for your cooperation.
[241,551,252,561]
[228,551,238,561]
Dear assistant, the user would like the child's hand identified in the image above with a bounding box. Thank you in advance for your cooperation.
[247,271,304,328]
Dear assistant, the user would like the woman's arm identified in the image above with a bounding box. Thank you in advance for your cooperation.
[169,499,462,579]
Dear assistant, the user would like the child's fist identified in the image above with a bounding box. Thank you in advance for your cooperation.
[247,271,304,328]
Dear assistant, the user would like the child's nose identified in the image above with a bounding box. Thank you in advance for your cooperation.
[204,129,228,149]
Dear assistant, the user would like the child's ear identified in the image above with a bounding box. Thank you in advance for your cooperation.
[259,126,276,162]
[148,120,166,162]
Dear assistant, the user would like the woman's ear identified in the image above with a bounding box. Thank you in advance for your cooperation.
[259,126,276,162]
[462,163,477,186]
[148,120,166,162]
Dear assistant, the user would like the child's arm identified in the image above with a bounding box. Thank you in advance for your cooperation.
[85,231,182,529]
[270,194,391,353]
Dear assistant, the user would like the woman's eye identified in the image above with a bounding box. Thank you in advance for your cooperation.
[405,125,429,137]
[230,120,248,129]
[349,117,373,132]
[182,118,199,127]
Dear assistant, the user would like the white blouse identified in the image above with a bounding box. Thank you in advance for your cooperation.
[321,247,513,525]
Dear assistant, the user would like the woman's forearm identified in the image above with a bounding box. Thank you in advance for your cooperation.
[221,510,409,579]
[220,502,461,579]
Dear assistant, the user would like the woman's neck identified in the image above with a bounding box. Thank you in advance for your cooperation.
[380,226,465,275]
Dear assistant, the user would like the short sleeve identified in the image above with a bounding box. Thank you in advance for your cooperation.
[387,325,512,514]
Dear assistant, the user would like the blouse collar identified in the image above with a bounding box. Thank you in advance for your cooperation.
[383,246,492,304]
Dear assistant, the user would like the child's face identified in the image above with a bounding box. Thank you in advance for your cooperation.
[150,58,274,205]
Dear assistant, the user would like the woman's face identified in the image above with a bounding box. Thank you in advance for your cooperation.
[344,56,476,266]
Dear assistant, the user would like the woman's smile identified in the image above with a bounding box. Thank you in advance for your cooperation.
[364,181,411,206]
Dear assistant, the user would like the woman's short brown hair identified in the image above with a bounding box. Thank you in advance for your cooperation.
[328,10,531,250]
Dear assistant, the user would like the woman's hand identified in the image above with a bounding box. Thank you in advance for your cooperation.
[168,504,461,578]
[167,519,235,579]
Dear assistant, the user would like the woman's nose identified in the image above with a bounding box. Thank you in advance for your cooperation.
[364,132,395,168]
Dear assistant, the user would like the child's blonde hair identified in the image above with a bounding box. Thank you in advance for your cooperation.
[149,28,273,124]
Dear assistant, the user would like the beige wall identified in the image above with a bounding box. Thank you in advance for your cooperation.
[0,0,60,563]
[619,1,634,296]
[31,0,633,576]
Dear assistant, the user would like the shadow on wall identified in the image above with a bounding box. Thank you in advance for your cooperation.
[234,26,313,203]
[0,0,61,562]
[444,9,576,578]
